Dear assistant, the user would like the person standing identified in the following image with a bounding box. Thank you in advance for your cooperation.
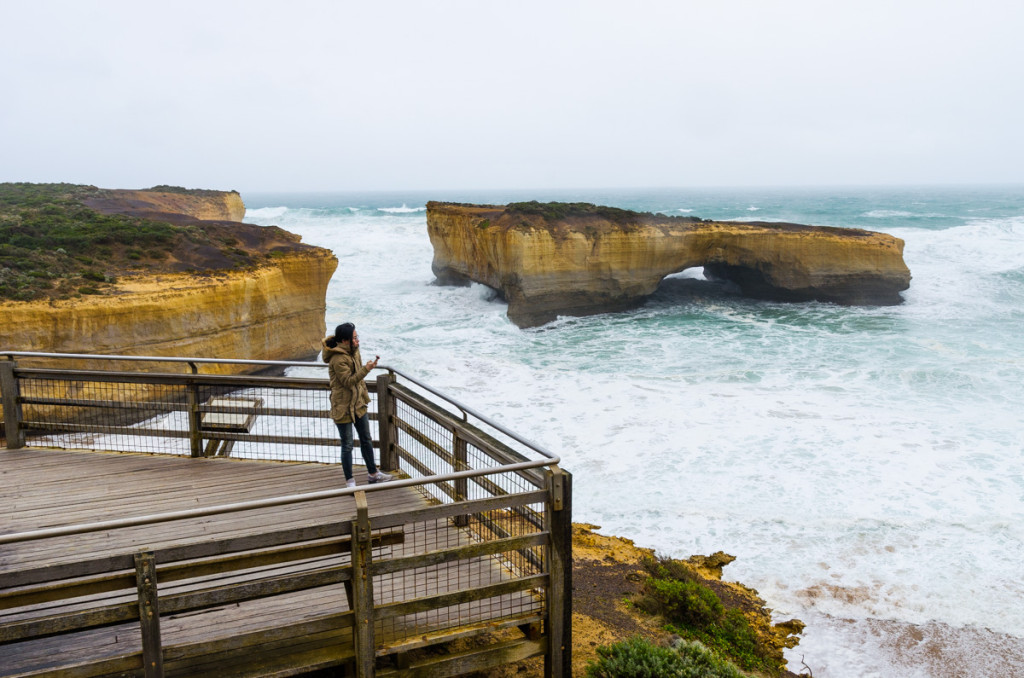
[322,322,393,488]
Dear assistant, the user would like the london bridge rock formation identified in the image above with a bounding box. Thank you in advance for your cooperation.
[427,201,911,327]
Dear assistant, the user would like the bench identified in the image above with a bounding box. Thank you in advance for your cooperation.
[198,396,263,457]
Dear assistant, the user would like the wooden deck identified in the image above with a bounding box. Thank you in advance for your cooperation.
[0,447,546,677]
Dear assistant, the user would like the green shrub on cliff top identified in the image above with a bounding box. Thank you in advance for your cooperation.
[586,636,750,678]
[506,200,647,223]
[635,557,782,676]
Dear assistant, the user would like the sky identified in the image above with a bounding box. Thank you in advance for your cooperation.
[2,0,1023,192]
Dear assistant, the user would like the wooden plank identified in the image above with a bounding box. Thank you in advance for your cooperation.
[375,612,544,656]
[376,637,546,678]
[374,574,548,621]
[370,534,547,577]
[371,490,547,530]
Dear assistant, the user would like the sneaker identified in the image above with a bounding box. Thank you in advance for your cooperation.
[367,470,393,484]
[345,478,357,488]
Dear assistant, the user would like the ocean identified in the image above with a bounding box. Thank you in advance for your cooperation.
[244,186,1024,678]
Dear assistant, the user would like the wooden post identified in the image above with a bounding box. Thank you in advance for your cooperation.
[545,466,572,678]
[134,551,164,678]
[0,361,25,449]
[351,491,376,677]
[454,433,469,527]
[186,381,202,458]
[375,373,396,472]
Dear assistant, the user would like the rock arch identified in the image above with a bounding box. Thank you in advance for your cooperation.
[427,202,911,328]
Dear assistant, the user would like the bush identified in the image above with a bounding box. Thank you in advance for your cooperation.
[634,557,781,675]
[586,636,749,678]
[641,578,724,627]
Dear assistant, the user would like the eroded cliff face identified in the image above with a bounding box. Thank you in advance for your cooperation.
[82,189,246,223]
[427,202,911,327]
[1,250,337,370]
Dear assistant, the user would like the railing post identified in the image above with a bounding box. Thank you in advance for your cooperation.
[1,360,25,449]
[351,491,376,677]
[375,373,397,472]
[545,466,572,678]
[453,433,469,527]
[186,380,202,458]
[134,550,164,678]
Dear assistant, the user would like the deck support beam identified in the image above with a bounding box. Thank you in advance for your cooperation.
[134,551,164,678]
[352,491,376,677]
[1,361,24,449]
[376,374,398,472]
[545,466,572,678]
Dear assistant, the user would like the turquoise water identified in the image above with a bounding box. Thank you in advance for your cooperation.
[246,186,1024,677]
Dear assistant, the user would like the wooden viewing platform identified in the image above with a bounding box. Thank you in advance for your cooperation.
[0,353,571,678]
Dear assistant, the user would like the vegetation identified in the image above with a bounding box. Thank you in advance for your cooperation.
[506,200,706,225]
[586,636,750,678]
[145,185,237,197]
[0,182,261,302]
[633,557,786,676]
[506,200,649,223]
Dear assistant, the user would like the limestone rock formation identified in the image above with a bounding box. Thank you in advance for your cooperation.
[1,189,337,368]
[1,252,337,369]
[427,202,912,328]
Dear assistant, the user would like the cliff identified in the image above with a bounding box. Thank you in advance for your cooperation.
[0,251,337,367]
[81,187,246,223]
[427,202,912,327]
[0,185,338,367]
[478,524,803,677]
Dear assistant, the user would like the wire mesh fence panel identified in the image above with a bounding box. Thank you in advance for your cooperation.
[20,376,189,454]
[198,384,337,463]
[372,485,548,646]
[16,374,385,465]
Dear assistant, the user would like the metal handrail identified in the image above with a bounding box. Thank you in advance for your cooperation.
[385,366,559,461]
[0,351,560,462]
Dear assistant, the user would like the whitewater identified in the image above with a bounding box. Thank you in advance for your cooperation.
[245,186,1024,678]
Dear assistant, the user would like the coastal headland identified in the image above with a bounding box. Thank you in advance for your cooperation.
[427,201,912,327]
[0,183,337,370]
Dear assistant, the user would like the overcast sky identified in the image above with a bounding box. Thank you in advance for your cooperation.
[2,1,1022,192]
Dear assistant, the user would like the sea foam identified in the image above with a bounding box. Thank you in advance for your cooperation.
[240,190,1024,677]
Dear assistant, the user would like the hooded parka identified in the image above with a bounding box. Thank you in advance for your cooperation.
[322,336,371,424]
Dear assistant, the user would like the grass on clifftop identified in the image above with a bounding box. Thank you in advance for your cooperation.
[506,200,706,225]
[587,636,751,678]
[0,183,257,302]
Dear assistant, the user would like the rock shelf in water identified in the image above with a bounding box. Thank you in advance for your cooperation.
[427,201,912,327]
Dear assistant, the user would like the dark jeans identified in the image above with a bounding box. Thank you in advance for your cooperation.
[337,414,378,480]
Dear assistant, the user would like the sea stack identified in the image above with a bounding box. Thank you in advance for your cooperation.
[427,201,911,328]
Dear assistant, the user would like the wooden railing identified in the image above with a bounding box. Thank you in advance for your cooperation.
[0,352,572,678]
